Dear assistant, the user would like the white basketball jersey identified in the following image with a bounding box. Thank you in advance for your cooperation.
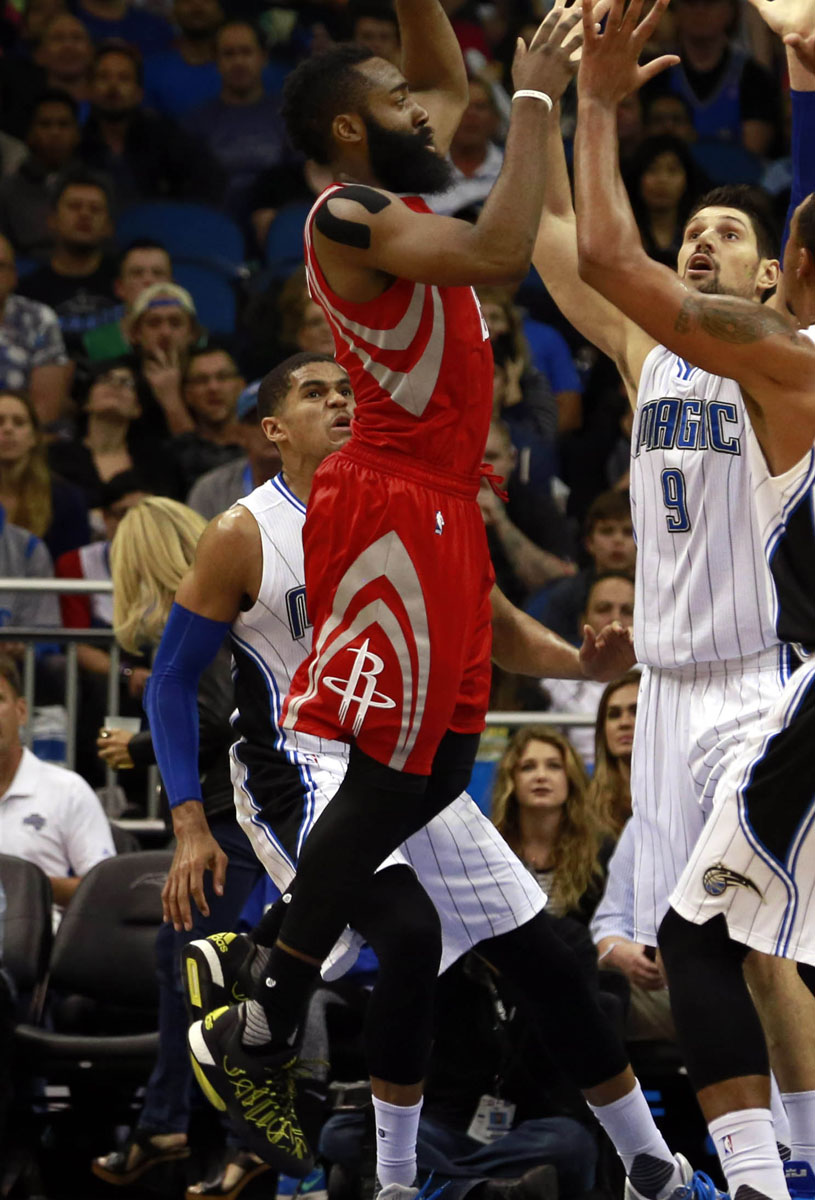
[631,345,778,668]
[745,326,815,658]
[230,475,350,787]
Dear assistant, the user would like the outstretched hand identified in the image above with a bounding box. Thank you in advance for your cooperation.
[747,0,815,70]
[578,0,679,106]
[579,620,637,680]
[511,0,585,104]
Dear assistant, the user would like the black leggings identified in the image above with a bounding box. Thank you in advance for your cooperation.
[478,911,630,1090]
[658,907,768,1092]
[277,733,479,961]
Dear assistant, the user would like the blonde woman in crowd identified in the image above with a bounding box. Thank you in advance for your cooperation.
[93,497,266,1199]
[492,726,612,924]
[0,390,89,559]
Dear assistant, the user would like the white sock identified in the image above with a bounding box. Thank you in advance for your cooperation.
[372,1096,422,1189]
[588,1082,682,1198]
[781,1090,815,1170]
[770,1076,791,1160]
[708,1107,788,1200]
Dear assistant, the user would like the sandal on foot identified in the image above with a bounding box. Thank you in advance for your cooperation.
[185,1150,270,1200]
[91,1128,190,1185]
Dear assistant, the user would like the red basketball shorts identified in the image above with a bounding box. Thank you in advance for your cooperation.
[281,443,494,776]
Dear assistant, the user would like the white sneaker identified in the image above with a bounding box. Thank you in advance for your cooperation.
[625,1153,694,1200]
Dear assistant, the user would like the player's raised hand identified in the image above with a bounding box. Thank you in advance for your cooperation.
[511,0,586,103]
[747,0,815,70]
[578,0,679,106]
[579,620,636,680]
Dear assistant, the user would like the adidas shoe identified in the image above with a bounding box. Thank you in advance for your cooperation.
[276,1165,328,1200]
[183,932,255,1023]
[188,1003,313,1178]
[625,1154,694,1200]
[785,1161,815,1200]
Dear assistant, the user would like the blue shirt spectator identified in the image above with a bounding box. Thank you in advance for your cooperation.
[522,316,581,397]
[183,20,292,226]
[74,0,174,58]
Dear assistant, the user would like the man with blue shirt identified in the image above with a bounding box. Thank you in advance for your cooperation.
[183,20,293,227]
[75,0,174,59]
[143,0,224,119]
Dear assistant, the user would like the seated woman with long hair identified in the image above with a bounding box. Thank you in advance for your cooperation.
[0,390,89,560]
[587,671,640,837]
[92,497,265,1196]
[492,726,612,925]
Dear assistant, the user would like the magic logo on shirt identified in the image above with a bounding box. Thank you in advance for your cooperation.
[633,396,741,458]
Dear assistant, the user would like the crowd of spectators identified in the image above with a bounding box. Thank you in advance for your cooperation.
[0,0,802,1193]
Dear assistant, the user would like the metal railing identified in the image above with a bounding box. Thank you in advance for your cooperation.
[0,577,598,818]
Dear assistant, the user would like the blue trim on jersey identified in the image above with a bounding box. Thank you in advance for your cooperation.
[733,662,815,953]
[764,449,815,562]
[271,473,308,516]
[778,665,815,954]
[230,629,322,865]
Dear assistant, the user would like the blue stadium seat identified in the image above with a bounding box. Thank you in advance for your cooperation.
[264,200,311,279]
[14,255,38,278]
[116,202,246,269]
[691,138,763,187]
[173,256,238,335]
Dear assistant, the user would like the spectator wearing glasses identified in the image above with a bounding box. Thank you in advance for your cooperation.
[0,234,72,425]
[187,379,282,519]
[169,345,245,494]
[48,358,182,508]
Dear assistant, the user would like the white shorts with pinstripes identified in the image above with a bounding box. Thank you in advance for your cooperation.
[672,655,815,966]
[630,646,790,946]
[234,757,546,978]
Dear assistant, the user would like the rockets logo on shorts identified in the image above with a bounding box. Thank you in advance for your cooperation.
[324,639,397,735]
[702,863,764,900]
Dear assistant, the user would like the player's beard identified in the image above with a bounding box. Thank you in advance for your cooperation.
[363,116,455,195]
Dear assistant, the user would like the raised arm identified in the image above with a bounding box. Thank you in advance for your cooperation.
[574,0,815,416]
[396,0,469,154]
[531,98,652,399]
[316,8,583,289]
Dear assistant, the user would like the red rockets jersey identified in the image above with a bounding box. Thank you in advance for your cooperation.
[304,186,495,478]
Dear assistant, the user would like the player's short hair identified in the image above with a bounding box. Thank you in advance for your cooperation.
[584,489,632,537]
[282,44,377,164]
[797,192,815,257]
[686,185,778,261]
[257,353,337,419]
[0,653,22,698]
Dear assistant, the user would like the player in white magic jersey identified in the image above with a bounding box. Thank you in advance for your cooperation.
[150,353,692,1196]
[570,1,815,1198]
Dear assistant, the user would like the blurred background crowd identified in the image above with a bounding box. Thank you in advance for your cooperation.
[0,0,802,1196]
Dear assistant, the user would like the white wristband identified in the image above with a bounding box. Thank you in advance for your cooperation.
[597,941,622,964]
[512,89,554,112]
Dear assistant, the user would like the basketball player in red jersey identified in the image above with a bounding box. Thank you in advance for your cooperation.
[188,7,699,1200]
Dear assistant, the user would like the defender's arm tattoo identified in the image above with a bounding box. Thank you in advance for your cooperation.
[314,185,391,250]
[673,294,798,345]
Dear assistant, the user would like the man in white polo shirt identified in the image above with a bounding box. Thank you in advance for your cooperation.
[0,653,114,909]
